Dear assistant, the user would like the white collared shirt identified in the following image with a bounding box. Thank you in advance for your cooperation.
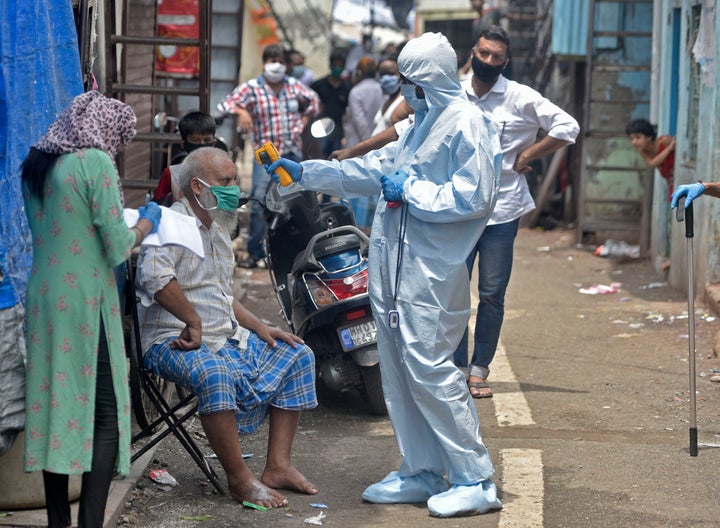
[461,75,579,225]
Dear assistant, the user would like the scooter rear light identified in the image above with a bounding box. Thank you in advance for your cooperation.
[305,268,369,306]
[324,268,369,300]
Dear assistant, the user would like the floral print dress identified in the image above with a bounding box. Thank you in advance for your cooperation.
[23,149,135,476]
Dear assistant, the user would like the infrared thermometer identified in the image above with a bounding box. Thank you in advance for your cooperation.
[255,142,292,187]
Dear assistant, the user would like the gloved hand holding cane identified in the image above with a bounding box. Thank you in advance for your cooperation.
[671,182,705,209]
[381,170,409,208]
[138,201,162,234]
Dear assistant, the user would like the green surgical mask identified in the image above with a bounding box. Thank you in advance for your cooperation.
[195,178,241,211]
[330,66,344,78]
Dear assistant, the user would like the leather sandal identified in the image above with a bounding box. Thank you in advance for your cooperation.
[468,381,493,399]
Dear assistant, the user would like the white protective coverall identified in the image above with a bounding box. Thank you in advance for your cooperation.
[297,33,503,514]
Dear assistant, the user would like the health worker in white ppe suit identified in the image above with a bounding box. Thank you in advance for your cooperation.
[266,32,504,518]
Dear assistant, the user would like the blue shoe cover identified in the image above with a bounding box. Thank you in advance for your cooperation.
[362,471,449,504]
[427,480,503,517]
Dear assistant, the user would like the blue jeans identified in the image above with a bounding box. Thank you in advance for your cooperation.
[247,152,299,259]
[453,218,520,380]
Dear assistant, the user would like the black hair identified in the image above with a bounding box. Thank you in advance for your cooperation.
[21,147,61,205]
[395,40,409,56]
[625,118,657,140]
[329,50,346,66]
[178,111,216,141]
[456,47,471,69]
[475,25,511,54]
[262,44,285,62]
[378,54,399,64]
[286,48,303,60]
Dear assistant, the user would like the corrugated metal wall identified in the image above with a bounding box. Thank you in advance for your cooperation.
[552,0,589,58]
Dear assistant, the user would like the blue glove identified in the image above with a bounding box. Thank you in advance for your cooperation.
[381,170,409,203]
[138,201,161,234]
[265,158,302,184]
[671,182,705,209]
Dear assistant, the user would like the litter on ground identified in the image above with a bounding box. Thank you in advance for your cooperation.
[148,468,177,487]
[579,282,622,295]
[304,511,327,525]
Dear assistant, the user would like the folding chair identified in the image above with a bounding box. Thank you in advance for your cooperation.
[124,258,225,494]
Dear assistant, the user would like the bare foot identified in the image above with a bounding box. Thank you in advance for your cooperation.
[261,465,318,495]
[228,476,288,509]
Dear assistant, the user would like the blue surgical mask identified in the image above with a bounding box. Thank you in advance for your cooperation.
[195,177,241,211]
[400,84,428,113]
[379,74,400,95]
[291,65,306,79]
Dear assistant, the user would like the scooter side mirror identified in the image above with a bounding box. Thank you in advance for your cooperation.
[153,111,167,130]
[238,192,251,208]
[310,117,336,139]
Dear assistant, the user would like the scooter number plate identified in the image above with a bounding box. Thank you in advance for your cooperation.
[338,320,377,351]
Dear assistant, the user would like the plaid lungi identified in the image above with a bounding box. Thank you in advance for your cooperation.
[144,333,317,434]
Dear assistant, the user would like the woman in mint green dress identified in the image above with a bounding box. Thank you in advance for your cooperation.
[21,91,161,528]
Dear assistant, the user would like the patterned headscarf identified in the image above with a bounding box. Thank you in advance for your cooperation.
[34,91,137,157]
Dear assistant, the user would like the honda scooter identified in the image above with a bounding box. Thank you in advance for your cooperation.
[262,182,386,415]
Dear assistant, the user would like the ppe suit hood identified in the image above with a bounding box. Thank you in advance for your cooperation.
[397,33,461,109]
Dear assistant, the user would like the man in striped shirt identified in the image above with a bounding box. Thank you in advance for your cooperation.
[219,44,319,268]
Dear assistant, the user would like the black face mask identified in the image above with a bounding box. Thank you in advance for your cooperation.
[471,55,505,83]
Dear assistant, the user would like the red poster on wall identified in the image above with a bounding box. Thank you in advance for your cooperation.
[156,0,199,77]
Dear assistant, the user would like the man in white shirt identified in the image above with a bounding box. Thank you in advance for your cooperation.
[451,25,579,397]
[330,25,579,399]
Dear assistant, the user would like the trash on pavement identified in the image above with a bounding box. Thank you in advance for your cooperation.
[640,281,668,290]
[310,503,328,508]
[148,468,177,487]
[579,282,622,295]
[304,511,326,525]
[593,239,640,258]
[645,312,665,323]
[242,501,269,511]
[204,452,253,459]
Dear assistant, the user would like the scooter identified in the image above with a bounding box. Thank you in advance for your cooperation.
[262,181,387,415]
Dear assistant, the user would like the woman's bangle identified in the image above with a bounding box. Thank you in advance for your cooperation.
[132,226,145,241]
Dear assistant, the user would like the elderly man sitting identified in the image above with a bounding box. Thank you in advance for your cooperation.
[135,147,318,508]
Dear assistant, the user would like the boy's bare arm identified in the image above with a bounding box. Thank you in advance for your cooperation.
[329,124,400,161]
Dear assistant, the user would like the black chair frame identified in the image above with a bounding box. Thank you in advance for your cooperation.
[125,259,224,494]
